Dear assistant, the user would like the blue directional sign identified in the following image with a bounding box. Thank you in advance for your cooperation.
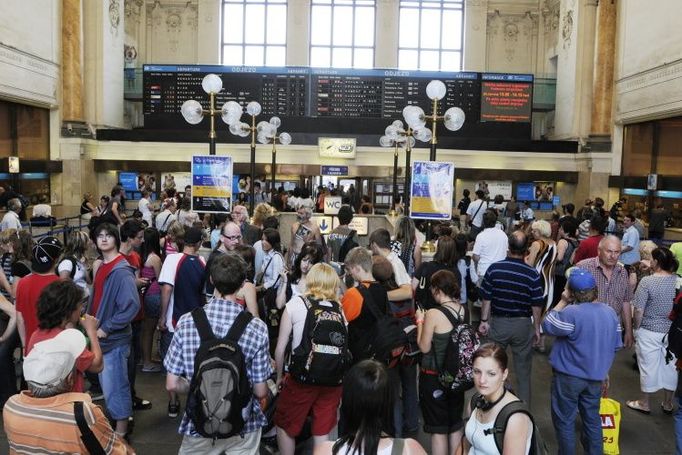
[321,165,348,176]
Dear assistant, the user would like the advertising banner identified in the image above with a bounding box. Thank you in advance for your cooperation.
[191,155,233,213]
[409,161,455,220]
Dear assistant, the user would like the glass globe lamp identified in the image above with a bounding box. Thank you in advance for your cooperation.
[180,100,203,125]
[426,80,446,100]
[201,74,223,95]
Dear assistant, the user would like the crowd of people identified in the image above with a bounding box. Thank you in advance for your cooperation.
[0,183,681,455]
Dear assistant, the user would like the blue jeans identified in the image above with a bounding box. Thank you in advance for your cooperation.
[100,344,132,420]
[551,371,603,455]
[675,397,682,455]
[394,363,419,433]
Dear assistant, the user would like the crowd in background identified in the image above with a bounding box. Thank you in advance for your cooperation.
[0,182,681,455]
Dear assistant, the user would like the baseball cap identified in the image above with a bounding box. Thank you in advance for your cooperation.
[567,267,596,292]
[32,236,63,273]
[23,329,86,387]
[184,226,204,245]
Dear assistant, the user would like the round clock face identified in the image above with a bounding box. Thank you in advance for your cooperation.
[319,138,356,158]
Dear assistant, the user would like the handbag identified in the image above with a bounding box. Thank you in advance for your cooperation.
[600,396,621,454]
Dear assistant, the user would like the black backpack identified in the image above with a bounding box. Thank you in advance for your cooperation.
[186,308,253,440]
[357,285,408,368]
[464,257,479,303]
[666,291,682,364]
[289,296,351,386]
[337,230,358,263]
[388,298,420,366]
[469,393,549,455]
[436,306,480,393]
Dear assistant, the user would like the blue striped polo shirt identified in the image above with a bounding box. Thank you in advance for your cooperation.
[479,257,544,317]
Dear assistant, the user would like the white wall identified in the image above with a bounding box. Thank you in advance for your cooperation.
[614,0,682,124]
[0,0,60,107]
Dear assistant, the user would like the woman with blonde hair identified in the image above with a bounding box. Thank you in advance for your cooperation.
[57,230,92,298]
[629,240,658,292]
[392,216,422,276]
[80,193,97,220]
[161,220,184,256]
[275,262,347,455]
[525,219,557,311]
[253,202,274,230]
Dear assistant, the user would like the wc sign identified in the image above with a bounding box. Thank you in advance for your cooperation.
[323,196,343,215]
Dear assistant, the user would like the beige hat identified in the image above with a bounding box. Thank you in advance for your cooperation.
[23,329,86,387]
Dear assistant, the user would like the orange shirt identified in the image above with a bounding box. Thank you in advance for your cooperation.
[341,281,373,322]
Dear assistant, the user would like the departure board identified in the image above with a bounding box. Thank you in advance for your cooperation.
[143,65,531,138]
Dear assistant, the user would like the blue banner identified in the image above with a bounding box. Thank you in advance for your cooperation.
[409,161,455,220]
[191,155,233,213]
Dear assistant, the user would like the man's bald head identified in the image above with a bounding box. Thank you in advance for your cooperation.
[508,230,528,257]
[598,235,621,269]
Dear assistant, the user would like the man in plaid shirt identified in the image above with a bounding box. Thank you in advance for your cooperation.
[164,253,271,454]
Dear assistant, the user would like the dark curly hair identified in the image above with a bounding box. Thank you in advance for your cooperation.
[37,280,85,329]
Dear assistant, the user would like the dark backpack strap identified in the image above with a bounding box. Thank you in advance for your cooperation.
[390,438,405,455]
[492,400,535,454]
[74,401,106,455]
[356,284,384,322]
[257,255,275,286]
[191,306,215,343]
[437,305,463,327]
[225,311,254,343]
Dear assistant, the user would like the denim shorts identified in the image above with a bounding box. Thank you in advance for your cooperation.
[144,293,161,319]
[99,344,132,420]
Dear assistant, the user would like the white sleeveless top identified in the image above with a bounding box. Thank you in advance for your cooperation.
[465,408,532,455]
[335,440,396,455]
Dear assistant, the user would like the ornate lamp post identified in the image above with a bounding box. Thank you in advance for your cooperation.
[222,100,262,213]
[256,116,292,193]
[403,80,466,251]
[180,74,226,155]
[380,120,431,214]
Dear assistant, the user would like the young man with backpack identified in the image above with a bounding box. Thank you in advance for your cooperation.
[164,253,271,455]
[326,205,358,263]
[158,227,207,418]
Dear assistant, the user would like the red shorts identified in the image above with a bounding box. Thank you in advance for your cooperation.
[274,375,342,437]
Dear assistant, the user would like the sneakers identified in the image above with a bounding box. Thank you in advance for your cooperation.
[133,396,152,411]
[141,363,162,373]
[168,399,180,418]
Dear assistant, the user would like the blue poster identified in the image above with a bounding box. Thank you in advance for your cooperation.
[409,161,455,220]
[119,172,138,191]
[191,155,233,213]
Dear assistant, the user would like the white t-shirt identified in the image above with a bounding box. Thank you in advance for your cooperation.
[138,198,153,225]
[260,250,285,289]
[158,252,206,332]
[472,227,509,279]
[466,199,488,228]
[465,407,532,455]
[57,258,90,298]
[386,252,411,286]
[0,211,22,231]
[155,210,176,232]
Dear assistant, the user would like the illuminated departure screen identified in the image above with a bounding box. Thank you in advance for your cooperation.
[143,65,533,139]
[480,74,533,123]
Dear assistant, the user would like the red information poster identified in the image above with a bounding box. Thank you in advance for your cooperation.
[480,74,533,123]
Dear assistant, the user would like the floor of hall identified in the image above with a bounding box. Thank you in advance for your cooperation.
[0,345,676,454]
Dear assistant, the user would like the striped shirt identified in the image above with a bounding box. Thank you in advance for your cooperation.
[2,391,127,454]
[479,257,544,317]
[576,257,633,317]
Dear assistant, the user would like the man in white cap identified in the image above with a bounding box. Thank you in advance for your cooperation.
[3,329,133,454]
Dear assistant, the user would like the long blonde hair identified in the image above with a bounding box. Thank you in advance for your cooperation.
[305,263,340,301]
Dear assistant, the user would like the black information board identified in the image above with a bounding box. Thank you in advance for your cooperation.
[143,65,532,138]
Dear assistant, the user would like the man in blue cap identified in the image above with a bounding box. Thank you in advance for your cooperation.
[542,267,623,455]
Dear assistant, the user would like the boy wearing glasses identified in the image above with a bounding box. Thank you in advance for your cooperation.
[90,222,140,440]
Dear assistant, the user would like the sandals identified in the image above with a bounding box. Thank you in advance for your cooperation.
[661,402,674,415]
[626,400,650,415]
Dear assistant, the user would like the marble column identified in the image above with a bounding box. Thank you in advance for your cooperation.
[62,0,84,122]
[590,0,616,135]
